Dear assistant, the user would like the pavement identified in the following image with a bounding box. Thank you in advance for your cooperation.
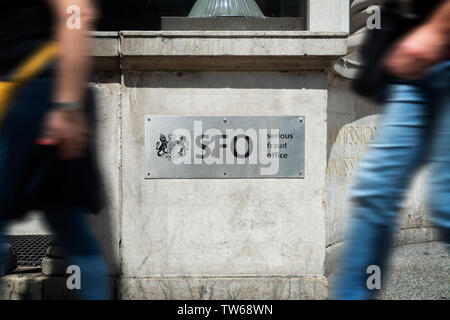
[1,241,448,300]
[327,241,450,300]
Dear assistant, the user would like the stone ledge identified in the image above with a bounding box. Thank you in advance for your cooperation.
[119,31,347,71]
[120,30,347,39]
[91,32,119,70]
[91,31,119,57]
[89,31,348,71]
[119,276,328,300]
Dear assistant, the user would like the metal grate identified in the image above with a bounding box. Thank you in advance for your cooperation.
[5,235,54,267]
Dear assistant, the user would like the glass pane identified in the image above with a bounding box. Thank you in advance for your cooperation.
[257,0,305,17]
[97,0,306,31]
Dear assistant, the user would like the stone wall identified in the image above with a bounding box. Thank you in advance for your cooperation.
[5,3,439,299]
[93,31,346,299]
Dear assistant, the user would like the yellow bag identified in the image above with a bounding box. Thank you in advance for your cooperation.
[0,43,59,127]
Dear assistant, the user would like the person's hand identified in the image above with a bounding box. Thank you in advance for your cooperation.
[383,23,447,79]
[39,108,89,160]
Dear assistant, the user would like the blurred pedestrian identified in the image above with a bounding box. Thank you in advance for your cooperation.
[0,0,109,299]
[335,0,450,299]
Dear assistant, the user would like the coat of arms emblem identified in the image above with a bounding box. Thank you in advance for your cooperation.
[156,134,189,160]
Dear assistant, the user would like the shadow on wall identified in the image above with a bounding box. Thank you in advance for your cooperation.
[124,71,329,90]
[89,80,121,297]
[326,74,383,163]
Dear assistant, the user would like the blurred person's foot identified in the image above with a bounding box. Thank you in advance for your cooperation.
[0,243,17,276]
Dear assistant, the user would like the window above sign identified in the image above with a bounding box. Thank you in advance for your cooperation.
[97,0,307,31]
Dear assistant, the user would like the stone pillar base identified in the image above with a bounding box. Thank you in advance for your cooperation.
[119,276,328,300]
[0,272,116,300]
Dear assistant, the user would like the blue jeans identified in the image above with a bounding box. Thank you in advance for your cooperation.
[334,61,450,300]
[0,208,109,300]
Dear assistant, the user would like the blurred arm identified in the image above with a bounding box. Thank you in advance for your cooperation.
[384,0,450,79]
[38,0,98,160]
[46,0,98,103]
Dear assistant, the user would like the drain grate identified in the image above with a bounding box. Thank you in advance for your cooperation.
[5,235,54,267]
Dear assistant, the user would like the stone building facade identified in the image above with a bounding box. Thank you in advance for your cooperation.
[5,0,438,299]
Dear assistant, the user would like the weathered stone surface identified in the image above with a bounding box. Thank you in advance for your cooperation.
[0,272,117,300]
[308,0,350,33]
[88,74,122,276]
[120,71,328,280]
[0,273,76,300]
[120,276,328,300]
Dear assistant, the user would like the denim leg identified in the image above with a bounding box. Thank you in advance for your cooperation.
[0,220,6,276]
[427,62,450,244]
[334,82,433,300]
[44,208,109,300]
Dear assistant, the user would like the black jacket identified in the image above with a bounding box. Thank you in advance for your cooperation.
[353,0,444,102]
[0,0,53,77]
[0,75,104,220]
